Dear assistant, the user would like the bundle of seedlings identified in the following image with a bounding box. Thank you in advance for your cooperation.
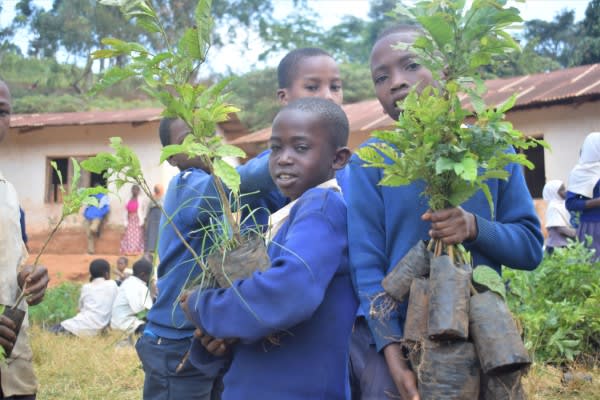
[358,0,545,398]
[84,0,270,290]
[1,160,105,358]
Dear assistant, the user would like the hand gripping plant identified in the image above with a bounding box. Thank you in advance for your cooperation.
[1,160,105,360]
[83,0,269,288]
[357,0,546,398]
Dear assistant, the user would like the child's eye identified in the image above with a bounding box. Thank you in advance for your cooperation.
[305,85,318,92]
[374,75,387,85]
[270,144,281,152]
[0,110,10,117]
[330,84,342,92]
[295,145,309,152]
[406,62,420,71]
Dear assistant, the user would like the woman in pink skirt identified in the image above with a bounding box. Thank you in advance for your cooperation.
[120,185,145,255]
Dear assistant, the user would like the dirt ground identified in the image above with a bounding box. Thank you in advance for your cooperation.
[28,253,141,287]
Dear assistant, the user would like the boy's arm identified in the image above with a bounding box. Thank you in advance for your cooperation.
[346,155,404,351]
[185,206,345,342]
[464,160,544,270]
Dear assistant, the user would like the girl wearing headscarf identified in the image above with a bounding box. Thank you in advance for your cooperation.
[543,180,576,254]
[566,132,600,261]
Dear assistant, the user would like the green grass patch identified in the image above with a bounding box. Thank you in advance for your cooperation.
[29,282,81,327]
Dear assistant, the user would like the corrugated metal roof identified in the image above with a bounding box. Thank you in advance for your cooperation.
[233,63,600,145]
[10,108,248,139]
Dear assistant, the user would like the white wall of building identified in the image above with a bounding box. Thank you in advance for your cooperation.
[508,101,600,184]
[0,121,178,233]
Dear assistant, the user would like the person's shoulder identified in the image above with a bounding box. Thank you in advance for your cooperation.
[292,187,346,219]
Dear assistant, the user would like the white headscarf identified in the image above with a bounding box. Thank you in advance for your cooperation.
[567,132,600,198]
[543,180,571,228]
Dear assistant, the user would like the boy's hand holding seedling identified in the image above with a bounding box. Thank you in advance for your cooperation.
[422,207,478,245]
[17,265,50,306]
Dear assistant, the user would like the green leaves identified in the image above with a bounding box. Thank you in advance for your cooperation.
[358,0,546,216]
[473,265,506,300]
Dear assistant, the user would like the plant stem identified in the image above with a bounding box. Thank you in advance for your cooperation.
[138,181,210,276]
[203,158,242,246]
[12,215,66,310]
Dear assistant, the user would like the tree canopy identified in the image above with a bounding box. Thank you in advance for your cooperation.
[0,0,598,131]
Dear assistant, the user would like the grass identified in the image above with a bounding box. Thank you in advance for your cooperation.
[25,283,600,398]
[31,326,143,400]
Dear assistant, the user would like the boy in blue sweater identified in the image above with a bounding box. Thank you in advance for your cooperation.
[135,117,281,400]
[183,97,357,400]
[347,26,544,400]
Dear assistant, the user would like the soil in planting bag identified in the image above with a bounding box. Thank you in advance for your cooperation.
[1,305,25,358]
[207,235,271,288]
[382,240,430,301]
[404,278,429,342]
[479,370,526,400]
[469,291,531,375]
[418,339,480,399]
[427,255,470,341]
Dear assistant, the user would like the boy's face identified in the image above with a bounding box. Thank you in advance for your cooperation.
[117,259,127,271]
[0,81,12,144]
[269,109,339,200]
[168,119,208,171]
[370,31,435,121]
[278,56,343,106]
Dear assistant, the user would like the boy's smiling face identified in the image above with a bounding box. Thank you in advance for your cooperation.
[0,81,12,144]
[370,31,435,121]
[278,55,343,106]
[269,109,337,200]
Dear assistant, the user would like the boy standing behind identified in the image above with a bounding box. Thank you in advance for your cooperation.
[346,26,543,399]
[183,97,357,399]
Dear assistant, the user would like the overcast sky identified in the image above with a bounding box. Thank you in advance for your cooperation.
[0,0,592,74]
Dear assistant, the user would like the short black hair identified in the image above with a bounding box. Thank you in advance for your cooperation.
[159,118,177,147]
[132,258,152,279]
[277,48,333,89]
[279,97,349,148]
[89,258,110,280]
[373,24,423,47]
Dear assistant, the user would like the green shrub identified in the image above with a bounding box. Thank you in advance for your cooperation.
[29,282,81,327]
[504,240,600,364]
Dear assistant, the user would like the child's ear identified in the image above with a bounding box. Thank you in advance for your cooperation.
[277,88,289,105]
[167,155,177,167]
[332,147,351,170]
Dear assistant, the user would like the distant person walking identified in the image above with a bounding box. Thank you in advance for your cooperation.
[120,185,145,256]
[566,132,600,261]
[83,189,110,254]
[144,183,163,259]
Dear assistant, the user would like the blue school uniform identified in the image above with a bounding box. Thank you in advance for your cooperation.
[137,151,285,400]
[346,139,544,351]
[187,187,358,400]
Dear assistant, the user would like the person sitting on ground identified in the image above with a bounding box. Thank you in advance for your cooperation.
[83,188,110,255]
[52,258,118,336]
[111,258,153,335]
[114,256,131,285]
[183,98,357,399]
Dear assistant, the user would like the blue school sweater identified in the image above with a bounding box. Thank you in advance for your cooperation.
[346,139,544,351]
[187,187,358,400]
[145,151,285,341]
[566,180,600,222]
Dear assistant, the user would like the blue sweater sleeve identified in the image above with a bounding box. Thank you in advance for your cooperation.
[187,198,345,342]
[565,191,589,211]
[465,160,544,270]
[346,156,403,352]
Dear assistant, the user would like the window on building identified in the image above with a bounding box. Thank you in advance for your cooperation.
[521,137,545,199]
[45,156,107,203]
